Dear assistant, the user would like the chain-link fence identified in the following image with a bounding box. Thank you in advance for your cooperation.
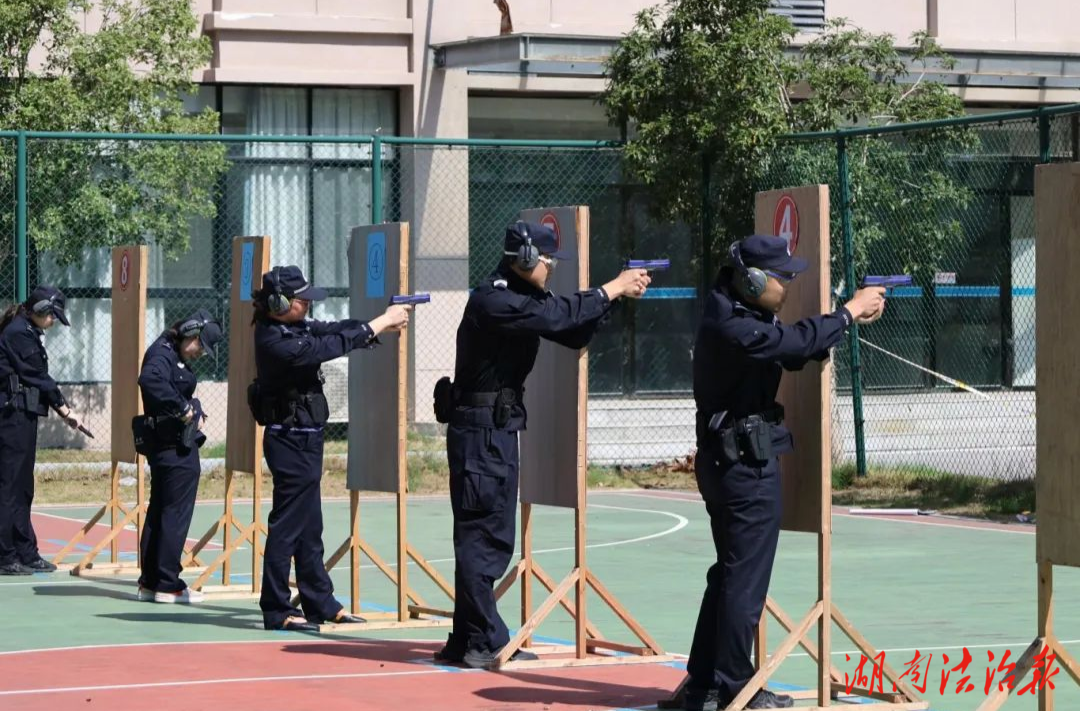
[758,107,1080,481]
[6,107,1080,483]
[3,133,698,479]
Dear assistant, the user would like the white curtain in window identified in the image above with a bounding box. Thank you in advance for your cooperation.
[243,87,310,274]
[311,89,395,289]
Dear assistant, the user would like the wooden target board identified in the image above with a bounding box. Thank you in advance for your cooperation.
[754,185,831,535]
[347,223,407,493]
[226,236,270,474]
[111,246,147,464]
[518,206,588,510]
[1035,162,1080,568]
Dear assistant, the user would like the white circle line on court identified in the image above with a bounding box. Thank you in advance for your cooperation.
[613,490,1037,536]
[32,510,229,548]
[5,502,689,587]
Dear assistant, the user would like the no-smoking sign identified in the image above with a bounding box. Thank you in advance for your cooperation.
[540,212,561,249]
[773,195,799,253]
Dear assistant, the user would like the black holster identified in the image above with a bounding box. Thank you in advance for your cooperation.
[707,407,782,465]
[433,376,453,424]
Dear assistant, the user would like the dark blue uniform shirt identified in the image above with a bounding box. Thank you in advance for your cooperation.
[138,335,200,420]
[451,265,616,430]
[0,314,66,415]
[253,317,376,428]
[693,269,853,446]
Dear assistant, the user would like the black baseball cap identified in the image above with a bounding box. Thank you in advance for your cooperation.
[28,286,70,326]
[261,265,328,302]
[736,235,808,276]
[504,221,573,261]
[185,309,224,357]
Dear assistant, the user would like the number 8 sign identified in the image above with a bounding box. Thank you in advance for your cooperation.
[773,195,800,254]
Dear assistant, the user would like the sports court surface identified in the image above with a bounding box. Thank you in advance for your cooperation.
[2,489,1070,711]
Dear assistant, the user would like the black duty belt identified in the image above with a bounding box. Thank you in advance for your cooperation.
[455,388,521,407]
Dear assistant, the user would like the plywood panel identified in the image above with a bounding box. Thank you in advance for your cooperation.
[1035,162,1080,567]
[347,223,407,493]
[519,206,588,509]
[111,246,148,464]
[226,236,270,474]
[754,186,831,535]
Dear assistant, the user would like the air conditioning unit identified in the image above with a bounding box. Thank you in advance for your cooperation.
[321,356,350,423]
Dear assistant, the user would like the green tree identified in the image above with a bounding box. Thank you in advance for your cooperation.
[600,0,972,281]
[0,0,227,267]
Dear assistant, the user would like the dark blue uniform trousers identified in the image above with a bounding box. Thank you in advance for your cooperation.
[0,408,40,566]
[259,427,342,629]
[446,425,519,655]
[139,445,201,592]
[686,449,783,704]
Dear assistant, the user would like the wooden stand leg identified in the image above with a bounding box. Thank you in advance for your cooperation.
[350,490,360,615]
[110,461,120,563]
[521,502,533,648]
[1040,560,1054,711]
[136,457,145,568]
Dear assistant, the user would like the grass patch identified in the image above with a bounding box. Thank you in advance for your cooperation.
[832,463,1035,521]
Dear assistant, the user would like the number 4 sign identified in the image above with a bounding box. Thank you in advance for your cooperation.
[773,195,800,254]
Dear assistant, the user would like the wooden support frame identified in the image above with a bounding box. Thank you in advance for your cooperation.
[972,161,1080,711]
[54,246,148,576]
[478,205,674,670]
[313,222,453,632]
[659,187,927,710]
[183,236,271,598]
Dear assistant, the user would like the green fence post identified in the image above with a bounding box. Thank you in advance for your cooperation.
[838,135,868,477]
[371,134,383,224]
[15,131,27,303]
[1038,108,1052,164]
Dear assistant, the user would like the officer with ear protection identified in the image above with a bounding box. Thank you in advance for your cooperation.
[432,220,651,669]
[0,286,81,575]
[134,308,224,603]
[250,265,410,631]
[682,235,886,710]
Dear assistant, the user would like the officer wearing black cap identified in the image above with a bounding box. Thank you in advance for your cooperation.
[250,265,410,631]
[432,220,651,669]
[133,309,224,603]
[683,235,886,710]
[0,286,82,576]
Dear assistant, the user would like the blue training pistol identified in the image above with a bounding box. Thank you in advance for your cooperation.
[625,259,671,271]
[390,293,431,305]
[860,275,912,289]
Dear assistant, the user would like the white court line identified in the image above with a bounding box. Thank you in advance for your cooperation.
[613,490,1037,536]
[320,502,689,575]
[33,510,232,549]
[0,667,472,697]
[0,638,337,657]
[4,502,688,588]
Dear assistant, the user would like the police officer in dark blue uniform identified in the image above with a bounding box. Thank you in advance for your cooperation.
[683,235,886,710]
[249,265,411,631]
[432,221,652,669]
[0,286,82,576]
[133,309,223,604]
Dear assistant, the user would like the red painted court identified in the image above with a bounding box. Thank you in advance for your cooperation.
[0,639,686,711]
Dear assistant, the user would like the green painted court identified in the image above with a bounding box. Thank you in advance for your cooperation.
[1,489,1071,711]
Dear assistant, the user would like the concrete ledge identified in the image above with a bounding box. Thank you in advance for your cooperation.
[204,12,412,36]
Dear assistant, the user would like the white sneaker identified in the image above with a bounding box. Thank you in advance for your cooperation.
[154,588,205,604]
[136,587,156,602]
